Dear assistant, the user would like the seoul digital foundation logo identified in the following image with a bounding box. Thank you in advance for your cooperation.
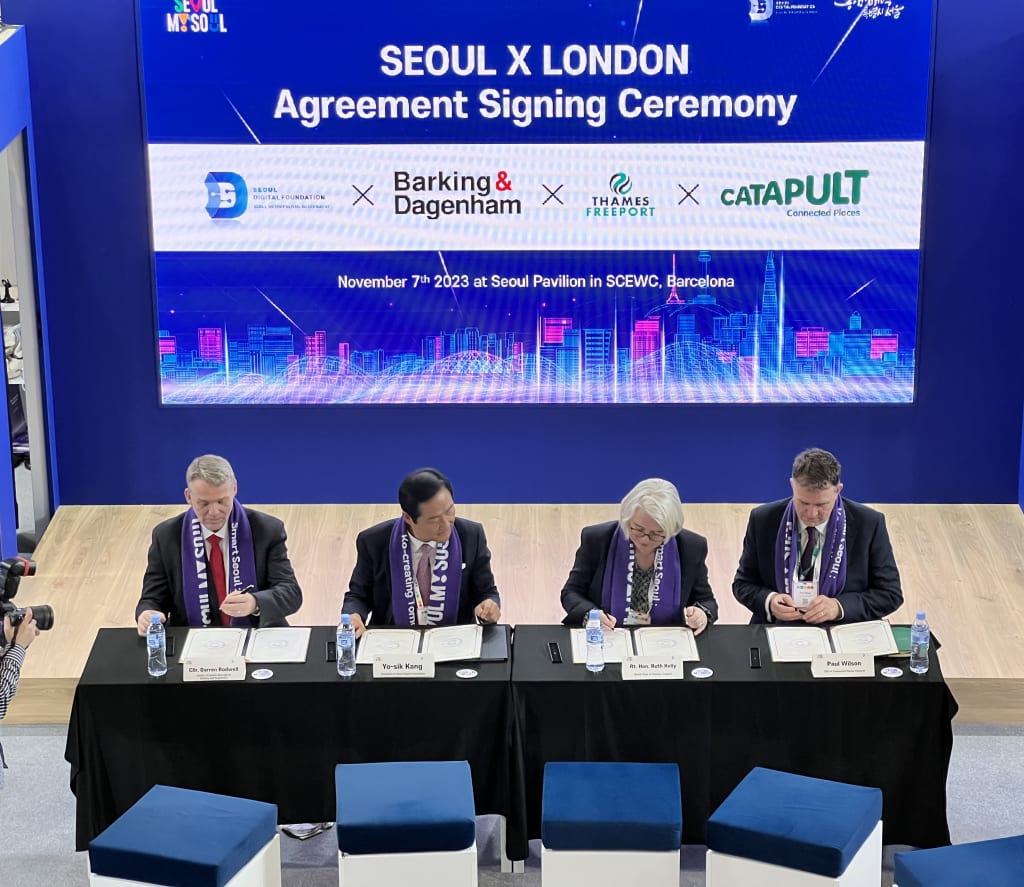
[586,172,656,219]
[205,172,247,219]
[166,0,228,33]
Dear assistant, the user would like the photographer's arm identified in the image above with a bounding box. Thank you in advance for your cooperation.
[0,610,36,720]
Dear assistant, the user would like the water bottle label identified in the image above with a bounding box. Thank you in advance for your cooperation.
[586,628,603,645]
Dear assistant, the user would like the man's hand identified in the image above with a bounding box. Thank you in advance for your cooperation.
[137,609,165,636]
[348,613,367,638]
[5,609,38,649]
[684,606,709,636]
[221,591,258,619]
[474,599,501,624]
[769,593,804,622]
[598,610,617,630]
[800,595,842,624]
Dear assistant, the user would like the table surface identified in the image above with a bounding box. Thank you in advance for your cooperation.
[512,624,958,851]
[66,623,958,858]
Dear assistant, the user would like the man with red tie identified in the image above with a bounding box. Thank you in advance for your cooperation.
[135,454,302,635]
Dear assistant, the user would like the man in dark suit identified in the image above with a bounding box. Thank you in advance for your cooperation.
[135,455,302,634]
[343,468,501,637]
[733,448,902,624]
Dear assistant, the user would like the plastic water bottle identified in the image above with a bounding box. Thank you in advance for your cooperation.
[585,609,604,673]
[147,614,167,677]
[910,611,930,674]
[337,613,356,677]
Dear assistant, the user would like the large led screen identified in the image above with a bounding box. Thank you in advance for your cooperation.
[139,0,930,404]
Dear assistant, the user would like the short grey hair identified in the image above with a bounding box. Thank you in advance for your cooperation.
[186,454,236,488]
[791,448,841,489]
[618,478,685,539]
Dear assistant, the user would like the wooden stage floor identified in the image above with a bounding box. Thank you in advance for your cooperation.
[7,503,1024,724]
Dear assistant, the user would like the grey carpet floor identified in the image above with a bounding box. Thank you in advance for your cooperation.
[1,723,1022,886]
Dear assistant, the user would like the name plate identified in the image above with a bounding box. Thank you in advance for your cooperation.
[372,653,435,679]
[621,655,685,681]
[811,653,874,678]
[183,656,246,682]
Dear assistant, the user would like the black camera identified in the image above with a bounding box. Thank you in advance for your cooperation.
[0,556,53,632]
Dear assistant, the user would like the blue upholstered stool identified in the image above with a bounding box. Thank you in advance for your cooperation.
[894,834,1024,887]
[335,760,477,887]
[706,767,882,887]
[540,762,682,887]
[88,784,280,887]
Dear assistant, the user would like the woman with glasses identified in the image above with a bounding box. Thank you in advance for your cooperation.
[560,478,717,631]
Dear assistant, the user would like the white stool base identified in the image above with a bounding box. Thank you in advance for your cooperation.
[90,833,281,887]
[541,843,680,887]
[338,840,477,887]
[499,814,525,874]
[707,820,882,887]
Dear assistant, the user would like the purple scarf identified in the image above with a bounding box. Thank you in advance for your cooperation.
[180,500,258,627]
[388,518,463,626]
[774,497,848,599]
[600,526,682,625]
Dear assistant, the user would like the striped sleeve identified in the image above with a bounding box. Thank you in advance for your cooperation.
[0,645,27,721]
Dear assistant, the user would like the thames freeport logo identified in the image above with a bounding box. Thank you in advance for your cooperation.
[586,172,655,219]
[166,0,228,34]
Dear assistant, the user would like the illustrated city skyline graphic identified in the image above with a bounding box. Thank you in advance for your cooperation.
[157,250,916,404]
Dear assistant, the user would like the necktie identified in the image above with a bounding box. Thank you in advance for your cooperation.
[208,534,231,626]
[799,527,817,581]
[416,547,432,623]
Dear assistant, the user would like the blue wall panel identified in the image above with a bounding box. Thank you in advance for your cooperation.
[7,0,1024,505]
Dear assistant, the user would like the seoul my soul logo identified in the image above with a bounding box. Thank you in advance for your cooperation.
[166,0,228,33]
[586,171,655,219]
[205,172,247,219]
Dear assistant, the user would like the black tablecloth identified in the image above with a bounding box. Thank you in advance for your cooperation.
[511,624,958,851]
[66,626,518,852]
[67,624,957,859]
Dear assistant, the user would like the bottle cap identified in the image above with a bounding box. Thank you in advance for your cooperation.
[915,610,926,620]
[150,614,161,624]
[588,609,601,620]
[341,613,351,625]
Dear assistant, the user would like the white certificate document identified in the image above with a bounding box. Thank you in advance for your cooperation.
[633,627,700,661]
[570,627,633,664]
[421,624,483,663]
[830,620,898,657]
[766,626,831,662]
[179,627,249,662]
[244,627,311,663]
[356,629,419,664]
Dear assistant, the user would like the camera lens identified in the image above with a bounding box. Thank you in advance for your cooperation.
[32,605,54,631]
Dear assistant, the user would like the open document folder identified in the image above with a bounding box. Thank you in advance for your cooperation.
[569,626,699,663]
[244,627,311,663]
[356,624,483,664]
[179,627,248,662]
[767,620,898,663]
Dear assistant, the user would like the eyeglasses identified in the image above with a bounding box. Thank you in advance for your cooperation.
[628,524,666,544]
